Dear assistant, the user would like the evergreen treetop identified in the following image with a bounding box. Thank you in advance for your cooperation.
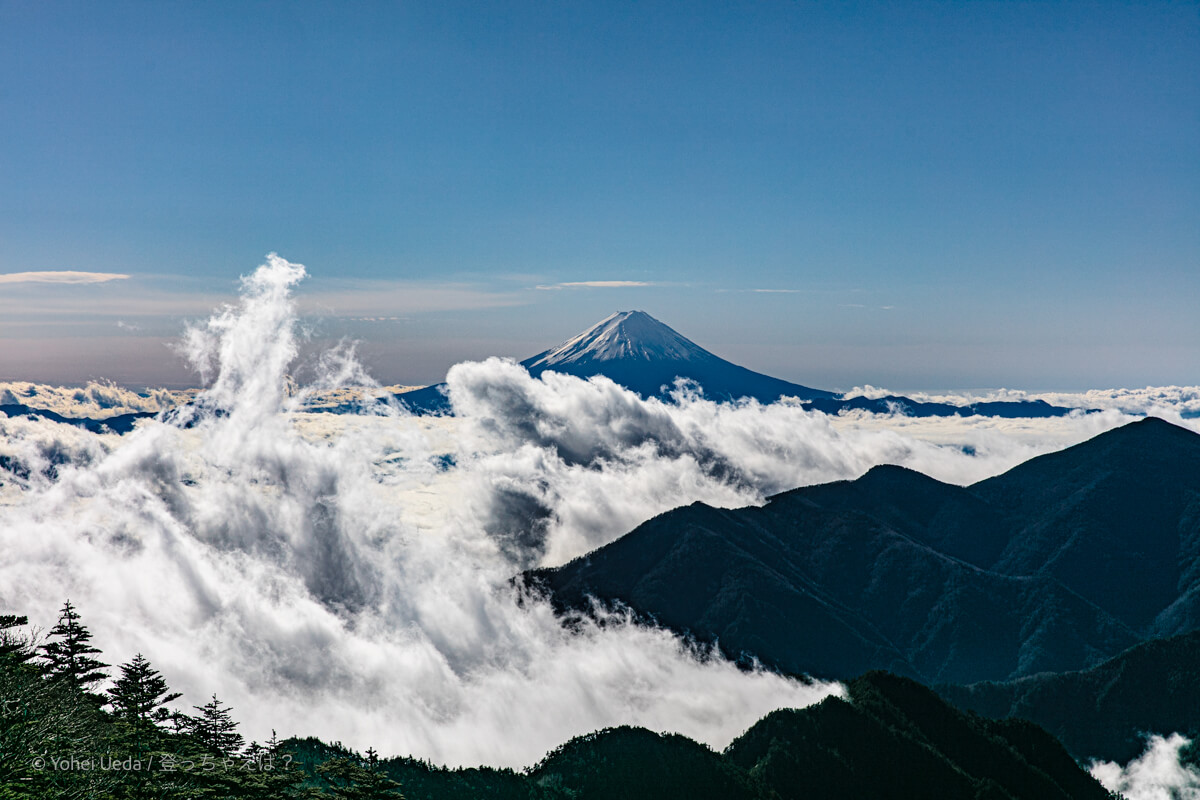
[40,599,108,688]
[190,693,246,758]
[0,613,35,665]
[108,652,183,730]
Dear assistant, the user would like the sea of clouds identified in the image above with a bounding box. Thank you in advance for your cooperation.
[0,380,192,417]
[843,383,1200,419]
[1,255,1196,780]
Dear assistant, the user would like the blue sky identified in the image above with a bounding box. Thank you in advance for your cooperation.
[1,0,1197,390]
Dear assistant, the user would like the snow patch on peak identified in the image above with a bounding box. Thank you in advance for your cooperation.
[525,311,712,367]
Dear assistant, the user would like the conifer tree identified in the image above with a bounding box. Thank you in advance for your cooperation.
[0,613,34,665]
[108,653,182,740]
[190,693,245,758]
[105,654,185,800]
[2,608,114,799]
[239,730,308,799]
[40,599,108,689]
[316,755,405,799]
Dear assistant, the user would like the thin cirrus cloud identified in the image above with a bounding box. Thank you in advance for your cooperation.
[0,273,525,320]
[535,280,654,290]
[714,288,803,294]
[0,270,131,285]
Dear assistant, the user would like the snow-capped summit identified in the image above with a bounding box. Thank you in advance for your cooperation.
[523,311,709,367]
[520,311,835,403]
[397,311,1079,417]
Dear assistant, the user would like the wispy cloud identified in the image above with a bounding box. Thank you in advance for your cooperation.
[535,280,654,290]
[0,270,131,285]
[716,288,803,294]
[0,278,524,321]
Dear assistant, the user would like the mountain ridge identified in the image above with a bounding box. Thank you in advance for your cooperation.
[518,310,836,404]
[288,671,1113,800]
[400,310,1084,417]
[938,629,1200,764]
[526,417,1200,685]
[523,310,713,366]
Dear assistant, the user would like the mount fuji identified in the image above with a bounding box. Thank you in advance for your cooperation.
[519,310,836,403]
[399,311,1079,418]
[397,310,835,411]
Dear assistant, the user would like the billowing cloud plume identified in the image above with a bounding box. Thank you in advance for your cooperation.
[0,255,839,768]
[1,254,1194,771]
[1090,734,1200,800]
[0,270,131,284]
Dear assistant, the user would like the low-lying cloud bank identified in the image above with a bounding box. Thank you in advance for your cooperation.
[1,255,1195,775]
[845,383,1200,419]
[1091,734,1200,800]
[0,257,840,768]
[0,380,192,417]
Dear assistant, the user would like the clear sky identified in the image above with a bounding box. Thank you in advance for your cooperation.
[1,0,1197,391]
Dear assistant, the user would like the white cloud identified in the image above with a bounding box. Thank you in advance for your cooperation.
[842,384,1200,420]
[0,255,839,768]
[1091,734,1200,800]
[0,270,131,284]
[0,267,523,322]
[0,380,192,417]
[535,280,653,290]
[715,288,804,294]
[3,254,1195,770]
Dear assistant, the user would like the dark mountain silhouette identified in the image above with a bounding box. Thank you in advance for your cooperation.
[527,417,1200,684]
[2,598,1115,798]
[527,726,766,800]
[939,629,1200,765]
[286,672,1112,800]
[399,311,1082,417]
[804,394,1075,418]
[398,310,834,412]
[972,416,1200,634]
[722,672,1112,800]
[0,403,152,434]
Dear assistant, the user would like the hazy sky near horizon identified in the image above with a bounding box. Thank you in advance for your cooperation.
[1,1,1197,391]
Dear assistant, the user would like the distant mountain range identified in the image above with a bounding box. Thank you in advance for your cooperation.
[0,312,1089,427]
[939,629,1200,765]
[0,403,151,434]
[527,417,1200,686]
[291,671,1112,800]
[400,311,1083,417]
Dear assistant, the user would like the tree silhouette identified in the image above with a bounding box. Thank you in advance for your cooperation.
[108,653,182,738]
[0,613,34,665]
[40,599,108,689]
[316,755,405,799]
[2,609,114,798]
[190,693,245,758]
